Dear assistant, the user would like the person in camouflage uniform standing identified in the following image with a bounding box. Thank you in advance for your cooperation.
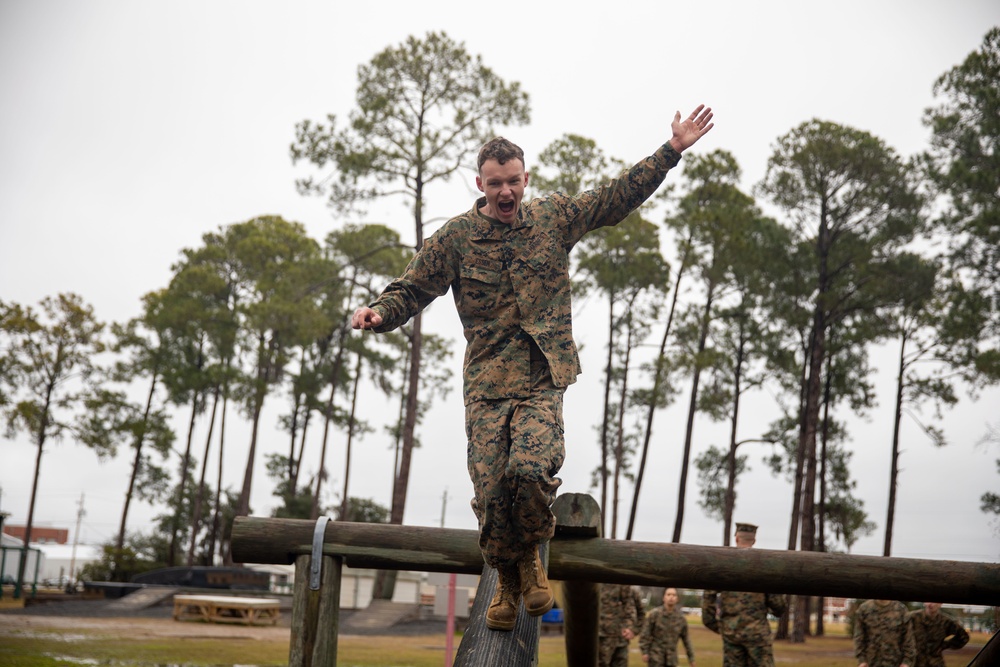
[852,599,917,667]
[908,602,968,667]
[352,106,715,631]
[641,587,695,667]
[701,523,787,667]
[599,583,639,667]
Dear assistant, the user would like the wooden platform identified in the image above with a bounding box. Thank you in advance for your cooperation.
[172,594,280,626]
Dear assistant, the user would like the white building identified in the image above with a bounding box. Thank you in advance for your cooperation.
[35,542,102,585]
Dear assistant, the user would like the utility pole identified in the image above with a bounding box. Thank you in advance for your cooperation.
[441,488,456,667]
[69,494,85,590]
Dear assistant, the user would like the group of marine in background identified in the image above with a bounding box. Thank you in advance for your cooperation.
[597,523,970,667]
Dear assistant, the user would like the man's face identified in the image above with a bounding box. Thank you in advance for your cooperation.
[735,533,756,548]
[663,588,679,609]
[924,602,942,616]
[476,158,528,225]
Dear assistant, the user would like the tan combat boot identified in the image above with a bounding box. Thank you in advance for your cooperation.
[485,564,520,631]
[518,545,554,616]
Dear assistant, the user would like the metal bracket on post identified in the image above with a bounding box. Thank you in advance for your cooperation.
[310,516,332,590]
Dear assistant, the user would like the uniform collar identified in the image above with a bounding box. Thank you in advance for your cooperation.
[469,197,532,239]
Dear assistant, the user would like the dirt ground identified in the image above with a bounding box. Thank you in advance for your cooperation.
[0,595,445,640]
[0,612,293,640]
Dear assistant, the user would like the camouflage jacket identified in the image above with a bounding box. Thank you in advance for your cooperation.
[702,589,787,647]
[599,583,638,644]
[907,609,969,667]
[640,606,694,666]
[853,600,916,667]
[370,144,682,404]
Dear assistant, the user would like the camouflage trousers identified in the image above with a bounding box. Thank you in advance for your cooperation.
[465,358,565,569]
[722,639,775,667]
[598,638,630,667]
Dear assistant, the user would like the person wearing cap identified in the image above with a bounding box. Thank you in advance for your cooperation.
[853,599,916,667]
[907,602,969,667]
[702,523,787,666]
[641,587,695,666]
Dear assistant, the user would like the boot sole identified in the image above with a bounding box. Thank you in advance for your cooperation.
[524,596,554,617]
[485,616,516,631]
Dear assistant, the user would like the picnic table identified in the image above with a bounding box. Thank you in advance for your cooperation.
[172,594,280,626]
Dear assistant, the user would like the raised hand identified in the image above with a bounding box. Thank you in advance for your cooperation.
[669,104,714,153]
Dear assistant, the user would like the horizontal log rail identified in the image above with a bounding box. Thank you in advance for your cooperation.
[231,514,1000,605]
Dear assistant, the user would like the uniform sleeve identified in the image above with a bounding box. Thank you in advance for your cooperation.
[944,616,970,650]
[639,612,654,654]
[701,591,720,634]
[901,611,917,665]
[633,588,647,629]
[370,230,456,332]
[624,588,638,633]
[766,593,788,618]
[853,607,869,663]
[681,617,695,662]
[554,143,681,249]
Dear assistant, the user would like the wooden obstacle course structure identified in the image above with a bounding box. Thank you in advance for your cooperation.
[230,493,1000,667]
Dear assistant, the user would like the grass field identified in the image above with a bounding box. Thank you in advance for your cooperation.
[0,612,989,667]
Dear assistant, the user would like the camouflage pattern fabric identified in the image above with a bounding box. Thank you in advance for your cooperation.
[366,143,682,569]
[721,640,775,667]
[908,608,969,667]
[599,583,638,667]
[702,589,786,666]
[599,644,629,667]
[633,587,647,631]
[369,144,682,405]
[465,351,564,568]
[853,600,917,667]
[640,606,694,666]
[702,589,787,646]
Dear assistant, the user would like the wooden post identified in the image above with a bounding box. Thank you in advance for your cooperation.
[289,552,342,667]
[453,552,543,667]
[969,631,1000,667]
[552,493,601,667]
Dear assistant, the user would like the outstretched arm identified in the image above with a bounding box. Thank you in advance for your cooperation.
[668,104,714,153]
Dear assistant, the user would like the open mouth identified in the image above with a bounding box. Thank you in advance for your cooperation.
[498,200,515,215]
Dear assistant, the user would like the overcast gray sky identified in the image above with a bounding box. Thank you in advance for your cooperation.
[1,1,998,566]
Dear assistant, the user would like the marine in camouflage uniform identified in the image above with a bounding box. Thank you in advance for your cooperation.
[701,523,787,667]
[907,602,968,667]
[852,599,917,667]
[351,106,715,631]
[599,583,639,667]
[641,588,695,667]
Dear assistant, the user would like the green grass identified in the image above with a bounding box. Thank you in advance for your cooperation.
[0,618,988,666]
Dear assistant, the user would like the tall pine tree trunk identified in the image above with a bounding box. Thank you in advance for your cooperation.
[187,383,220,565]
[209,386,228,565]
[340,353,364,520]
[884,333,908,556]
[169,387,201,566]
[672,280,716,543]
[116,372,158,557]
[722,317,747,546]
[601,300,616,533]
[627,238,691,540]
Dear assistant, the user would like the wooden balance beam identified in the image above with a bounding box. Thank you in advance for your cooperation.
[230,493,1000,667]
